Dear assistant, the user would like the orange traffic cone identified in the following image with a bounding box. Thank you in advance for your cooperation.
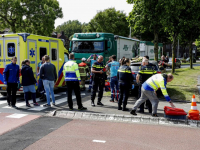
[188,95,200,120]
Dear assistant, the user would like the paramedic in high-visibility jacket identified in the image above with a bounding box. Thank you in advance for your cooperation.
[130,73,175,117]
[63,53,87,111]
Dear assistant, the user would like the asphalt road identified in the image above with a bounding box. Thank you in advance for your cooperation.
[1,117,200,150]
[166,63,200,71]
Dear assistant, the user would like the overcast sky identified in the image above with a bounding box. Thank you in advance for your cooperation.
[55,0,133,27]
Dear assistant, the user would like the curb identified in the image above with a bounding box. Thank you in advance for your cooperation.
[45,110,200,128]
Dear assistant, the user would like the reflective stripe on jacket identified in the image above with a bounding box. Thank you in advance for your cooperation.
[144,74,170,101]
[78,62,89,77]
[63,60,81,81]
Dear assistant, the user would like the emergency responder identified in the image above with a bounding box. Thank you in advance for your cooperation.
[87,54,97,92]
[130,73,175,117]
[136,58,157,113]
[91,55,105,106]
[63,53,87,110]
[78,57,89,91]
[117,58,133,111]
[106,55,120,102]
[158,55,168,73]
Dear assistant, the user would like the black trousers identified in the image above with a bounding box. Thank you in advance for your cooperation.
[118,83,130,107]
[7,83,18,106]
[66,81,83,109]
[91,77,104,102]
[138,85,152,113]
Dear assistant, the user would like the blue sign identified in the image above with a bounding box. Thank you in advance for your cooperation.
[8,46,15,54]
[38,39,49,42]
[30,48,35,57]
[18,33,30,42]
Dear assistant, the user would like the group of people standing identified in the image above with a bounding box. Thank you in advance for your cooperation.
[3,55,57,108]
[2,54,175,117]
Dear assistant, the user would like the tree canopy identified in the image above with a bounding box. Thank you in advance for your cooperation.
[0,0,63,36]
[127,0,164,61]
[55,20,87,38]
[87,8,129,37]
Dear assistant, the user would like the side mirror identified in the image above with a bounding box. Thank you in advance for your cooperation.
[69,41,72,52]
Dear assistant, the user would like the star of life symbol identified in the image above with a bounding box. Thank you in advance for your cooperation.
[30,48,35,57]
[8,46,15,54]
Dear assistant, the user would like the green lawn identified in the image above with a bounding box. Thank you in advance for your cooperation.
[104,66,200,102]
[166,66,200,102]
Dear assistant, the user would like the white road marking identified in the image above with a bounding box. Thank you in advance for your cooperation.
[81,93,86,95]
[55,98,67,105]
[6,113,28,119]
[3,102,26,109]
[92,140,106,143]
[72,96,76,99]
[0,101,7,105]
[28,105,47,111]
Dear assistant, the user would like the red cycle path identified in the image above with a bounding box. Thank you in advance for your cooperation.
[0,113,40,136]
[25,119,200,150]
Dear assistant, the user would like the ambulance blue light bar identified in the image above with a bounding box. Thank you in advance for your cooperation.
[38,39,49,42]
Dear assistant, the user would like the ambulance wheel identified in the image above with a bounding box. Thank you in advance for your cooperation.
[1,92,7,96]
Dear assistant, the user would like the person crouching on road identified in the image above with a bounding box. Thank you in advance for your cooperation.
[106,55,120,102]
[63,53,87,111]
[117,58,133,111]
[3,56,20,108]
[130,73,175,117]
[21,59,40,107]
[91,55,105,107]
[40,55,57,107]
[78,57,90,91]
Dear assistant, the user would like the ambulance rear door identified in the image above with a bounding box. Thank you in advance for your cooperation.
[49,40,59,86]
[27,39,37,76]
[0,38,4,85]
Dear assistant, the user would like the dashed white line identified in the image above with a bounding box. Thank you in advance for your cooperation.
[92,140,106,143]
[6,113,28,119]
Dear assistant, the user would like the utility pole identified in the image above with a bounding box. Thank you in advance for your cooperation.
[129,27,131,38]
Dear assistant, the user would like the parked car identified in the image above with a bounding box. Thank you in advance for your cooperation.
[130,61,161,89]
[186,57,196,63]
[168,58,181,68]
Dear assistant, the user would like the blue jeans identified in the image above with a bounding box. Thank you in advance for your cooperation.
[89,76,93,90]
[23,85,36,93]
[110,76,119,100]
[42,80,55,105]
[38,78,44,94]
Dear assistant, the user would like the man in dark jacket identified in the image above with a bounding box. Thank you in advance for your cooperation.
[21,59,39,107]
[40,55,57,107]
[3,56,19,108]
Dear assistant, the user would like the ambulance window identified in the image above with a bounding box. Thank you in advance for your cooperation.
[51,48,57,61]
[7,43,15,57]
[40,47,47,60]
[64,53,69,62]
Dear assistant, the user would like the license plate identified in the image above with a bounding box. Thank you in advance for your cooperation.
[2,87,6,90]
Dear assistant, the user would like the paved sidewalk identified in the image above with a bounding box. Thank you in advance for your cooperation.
[60,94,192,118]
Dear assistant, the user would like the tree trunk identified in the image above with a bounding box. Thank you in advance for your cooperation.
[189,39,193,69]
[154,31,158,61]
[171,34,177,74]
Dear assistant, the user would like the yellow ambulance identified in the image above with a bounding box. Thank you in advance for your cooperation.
[0,33,69,95]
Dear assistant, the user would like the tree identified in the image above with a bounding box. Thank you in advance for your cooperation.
[160,0,187,73]
[127,0,164,61]
[0,0,63,36]
[55,20,87,38]
[178,0,200,69]
[87,8,129,37]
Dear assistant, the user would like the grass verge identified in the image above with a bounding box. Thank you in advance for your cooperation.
[166,66,200,102]
[104,66,200,102]
[181,62,200,65]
